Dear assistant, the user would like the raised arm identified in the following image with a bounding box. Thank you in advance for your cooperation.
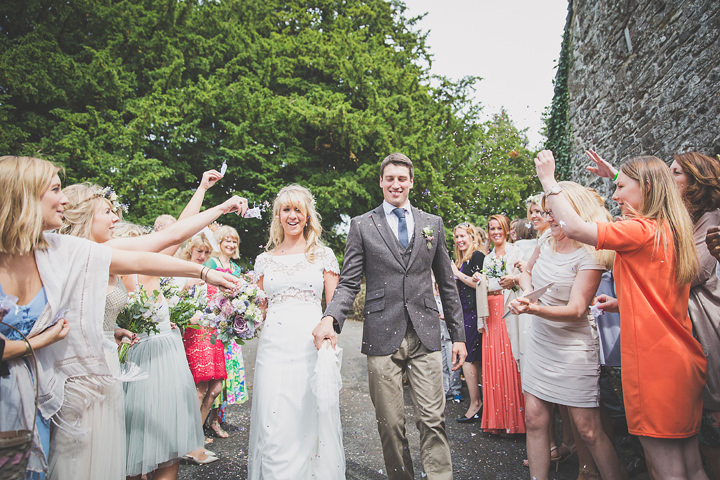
[585,149,618,179]
[178,170,223,220]
[535,150,599,247]
[106,196,247,253]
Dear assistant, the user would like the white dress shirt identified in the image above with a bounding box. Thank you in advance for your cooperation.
[382,200,415,242]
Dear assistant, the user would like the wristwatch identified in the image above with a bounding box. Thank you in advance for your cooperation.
[545,184,562,196]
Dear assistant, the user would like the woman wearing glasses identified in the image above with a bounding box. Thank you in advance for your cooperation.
[510,182,623,480]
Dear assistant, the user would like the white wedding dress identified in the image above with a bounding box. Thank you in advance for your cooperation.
[248,247,345,480]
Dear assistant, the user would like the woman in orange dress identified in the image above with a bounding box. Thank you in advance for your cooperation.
[477,214,526,435]
[536,150,708,480]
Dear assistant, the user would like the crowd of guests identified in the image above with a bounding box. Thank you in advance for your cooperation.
[1,147,719,480]
[440,149,720,480]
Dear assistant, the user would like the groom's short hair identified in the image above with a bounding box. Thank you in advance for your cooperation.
[380,153,414,179]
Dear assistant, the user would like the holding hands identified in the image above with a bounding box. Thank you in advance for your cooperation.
[312,316,338,350]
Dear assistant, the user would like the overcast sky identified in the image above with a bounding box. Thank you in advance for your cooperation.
[401,0,570,149]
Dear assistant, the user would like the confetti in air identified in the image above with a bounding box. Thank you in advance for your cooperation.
[220,160,227,176]
[244,206,262,219]
[559,220,566,228]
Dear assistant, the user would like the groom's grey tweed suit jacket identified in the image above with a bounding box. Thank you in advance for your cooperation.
[324,205,465,356]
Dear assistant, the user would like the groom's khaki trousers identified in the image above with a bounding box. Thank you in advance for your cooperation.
[367,323,452,480]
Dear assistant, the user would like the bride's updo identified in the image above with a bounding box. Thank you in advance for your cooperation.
[266,184,324,262]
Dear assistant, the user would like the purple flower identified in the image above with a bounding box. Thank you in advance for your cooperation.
[233,316,249,336]
[221,300,235,318]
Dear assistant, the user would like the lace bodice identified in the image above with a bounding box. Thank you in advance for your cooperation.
[254,247,339,308]
[104,279,128,333]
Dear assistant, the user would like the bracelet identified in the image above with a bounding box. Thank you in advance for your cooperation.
[200,266,208,282]
[612,170,619,182]
[23,340,31,357]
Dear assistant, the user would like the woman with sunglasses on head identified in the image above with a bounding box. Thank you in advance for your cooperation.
[539,149,708,480]
[509,182,623,480]
[450,222,486,423]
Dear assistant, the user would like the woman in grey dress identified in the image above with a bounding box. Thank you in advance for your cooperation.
[509,182,623,480]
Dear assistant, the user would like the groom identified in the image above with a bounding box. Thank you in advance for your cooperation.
[313,153,467,480]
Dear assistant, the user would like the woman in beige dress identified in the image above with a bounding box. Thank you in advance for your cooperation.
[510,182,623,480]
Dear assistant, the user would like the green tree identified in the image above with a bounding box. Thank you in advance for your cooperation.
[1,0,539,264]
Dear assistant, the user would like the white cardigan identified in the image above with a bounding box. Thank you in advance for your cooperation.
[0,233,111,472]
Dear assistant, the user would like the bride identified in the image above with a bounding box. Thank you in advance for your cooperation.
[248,184,345,479]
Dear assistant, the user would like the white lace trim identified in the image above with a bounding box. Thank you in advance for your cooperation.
[254,247,339,276]
[268,287,321,307]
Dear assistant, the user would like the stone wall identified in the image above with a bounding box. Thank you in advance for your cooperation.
[563,0,720,197]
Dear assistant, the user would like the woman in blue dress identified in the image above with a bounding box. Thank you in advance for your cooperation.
[0,155,241,480]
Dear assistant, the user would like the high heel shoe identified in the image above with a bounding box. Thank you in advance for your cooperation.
[456,406,482,424]
[183,454,219,465]
[550,442,576,471]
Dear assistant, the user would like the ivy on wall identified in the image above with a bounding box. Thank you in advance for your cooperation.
[544,1,574,180]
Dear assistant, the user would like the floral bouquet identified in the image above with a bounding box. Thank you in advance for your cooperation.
[481,256,507,279]
[201,275,267,345]
[161,278,207,331]
[115,286,162,362]
[481,256,518,292]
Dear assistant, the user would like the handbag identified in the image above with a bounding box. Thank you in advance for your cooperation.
[0,322,39,480]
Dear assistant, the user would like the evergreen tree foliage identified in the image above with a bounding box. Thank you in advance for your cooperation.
[1,0,539,263]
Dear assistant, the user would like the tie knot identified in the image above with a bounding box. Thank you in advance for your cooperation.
[392,207,405,219]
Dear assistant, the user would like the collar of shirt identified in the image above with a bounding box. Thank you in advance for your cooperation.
[382,200,414,239]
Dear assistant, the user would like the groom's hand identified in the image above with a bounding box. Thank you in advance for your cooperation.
[312,316,338,350]
[450,342,467,371]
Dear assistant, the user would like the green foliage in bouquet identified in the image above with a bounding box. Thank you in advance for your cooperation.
[116,285,161,363]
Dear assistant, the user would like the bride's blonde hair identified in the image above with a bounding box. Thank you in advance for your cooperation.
[265,184,324,262]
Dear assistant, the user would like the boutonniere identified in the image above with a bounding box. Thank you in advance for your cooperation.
[422,226,435,250]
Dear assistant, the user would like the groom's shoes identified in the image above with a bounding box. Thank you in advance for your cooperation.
[456,406,482,424]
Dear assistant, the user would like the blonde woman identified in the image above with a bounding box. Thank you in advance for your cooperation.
[176,235,227,452]
[0,156,239,480]
[204,225,248,437]
[539,150,708,480]
[248,184,342,479]
[509,182,623,480]
[56,173,245,479]
[450,223,486,423]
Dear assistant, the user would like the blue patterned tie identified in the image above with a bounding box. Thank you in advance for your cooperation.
[392,208,409,248]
